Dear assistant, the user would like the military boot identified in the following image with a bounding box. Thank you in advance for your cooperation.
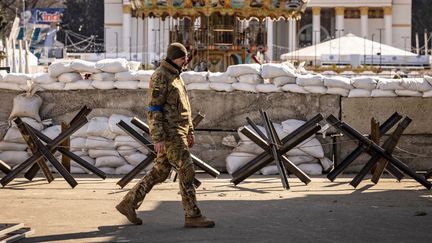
[116,200,142,225]
[184,216,215,228]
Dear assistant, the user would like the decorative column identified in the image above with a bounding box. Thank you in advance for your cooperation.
[122,2,131,54]
[288,18,296,52]
[359,7,368,38]
[312,7,321,44]
[383,6,392,45]
[266,17,273,61]
[138,15,144,61]
[335,7,345,38]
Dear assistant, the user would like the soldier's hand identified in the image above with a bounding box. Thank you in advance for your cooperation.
[155,141,165,154]
[187,133,195,148]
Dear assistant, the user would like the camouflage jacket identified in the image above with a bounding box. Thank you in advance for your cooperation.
[148,59,193,142]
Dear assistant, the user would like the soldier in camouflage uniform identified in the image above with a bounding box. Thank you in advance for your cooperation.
[116,43,215,228]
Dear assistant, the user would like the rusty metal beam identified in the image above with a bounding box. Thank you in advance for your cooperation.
[326,114,431,190]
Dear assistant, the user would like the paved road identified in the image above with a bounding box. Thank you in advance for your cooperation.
[0,174,431,242]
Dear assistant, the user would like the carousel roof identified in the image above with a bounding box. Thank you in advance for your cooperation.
[130,0,308,20]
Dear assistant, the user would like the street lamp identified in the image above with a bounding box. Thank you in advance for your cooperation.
[377,28,384,71]
[114,32,119,58]
[371,33,375,66]
[402,36,409,66]
[336,28,344,64]
[313,30,320,68]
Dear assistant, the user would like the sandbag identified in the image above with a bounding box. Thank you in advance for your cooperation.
[71,123,89,138]
[256,84,281,93]
[348,89,371,97]
[124,153,148,166]
[350,76,378,90]
[39,82,65,90]
[48,61,73,77]
[71,137,87,149]
[272,76,297,87]
[323,76,353,89]
[86,136,115,149]
[287,155,318,165]
[261,63,297,79]
[70,59,99,73]
[226,64,261,77]
[0,151,30,166]
[298,138,324,158]
[64,80,94,90]
[87,117,117,139]
[108,114,139,135]
[9,93,43,122]
[180,71,208,84]
[138,81,150,89]
[114,80,139,89]
[260,165,279,175]
[114,135,141,148]
[42,125,61,140]
[117,146,137,157]
[98,167,116,174]
[115,164,135,175]
[91,80,115,90]
[233,141,264,155]
[0,82,22,91]
[3,127,25,143]
[115,71,139,81]
[281,84,309,93]
[94,155,127,168]
[370,89,397,97]
[209,82,234,92]
[95,58,129,73]
[208,72,237,83]
[91,72,115,81]
[377,78,404,90]
[3,73,33,84]
[297,163,322,175]
[186,82,211,90]
[423,90,432,97]
[237,74,263,84]
[136,70,154,82]
[395,90,422,97]
[400,78,432,92]
[319,157,334,172]
[58,72,82,83]
[232,82,257,93]
[88,149,120,158]
[326,87,349,96]
[296,74,324,86]
[0,141,27,151]
[303,86,327,94]
[225,152,256,175]
[31,73,57,84]
[11,117,44,131]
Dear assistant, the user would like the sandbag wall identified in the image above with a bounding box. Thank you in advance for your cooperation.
[0,60,431,173]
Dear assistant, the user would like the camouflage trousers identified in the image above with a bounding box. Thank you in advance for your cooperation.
[122,134,201,218]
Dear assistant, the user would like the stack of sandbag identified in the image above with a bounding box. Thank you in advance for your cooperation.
[208,72,236,92]
[293,73,327,94]
[0,92,43,169]
[0,72,33,91]
[226,64,263,93]
[261,63,297,93]
[181,71,210,91]
[348,76,378,97]
[136,70,154,89]
[226,119,333,176]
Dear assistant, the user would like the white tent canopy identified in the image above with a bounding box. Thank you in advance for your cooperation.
[281,33,417,61]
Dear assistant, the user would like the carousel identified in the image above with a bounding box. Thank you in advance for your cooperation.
[130,0,308,71]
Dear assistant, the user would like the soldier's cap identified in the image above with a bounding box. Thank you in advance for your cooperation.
[167,42,187,60]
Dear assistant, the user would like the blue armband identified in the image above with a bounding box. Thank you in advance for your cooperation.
[147,105,163,112]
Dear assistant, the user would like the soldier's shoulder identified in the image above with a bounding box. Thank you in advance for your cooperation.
[151,68,168,85]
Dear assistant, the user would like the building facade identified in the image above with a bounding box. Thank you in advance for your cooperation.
[104,0,411,66]
[272,0,412,60]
